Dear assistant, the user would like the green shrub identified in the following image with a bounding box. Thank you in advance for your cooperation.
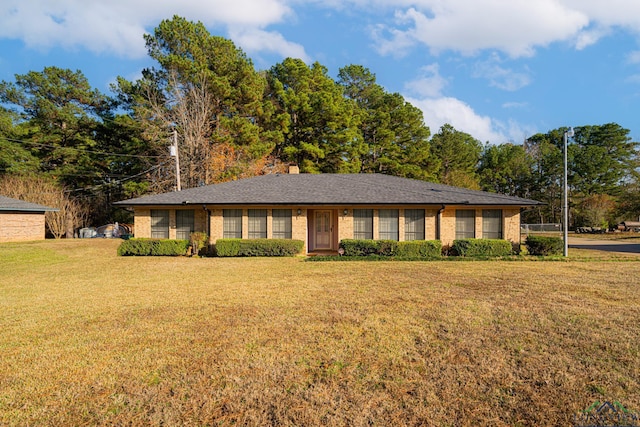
[525,235,563,256]
[451,239,513,257]
[215,239,304,257]
[117,238,189,256]
[189,232,209,256]
[117,238,150,256]
[339,239,381,256]
[339,239,377,256]
[396,240,442,258]
[214,239,242,256]
[340,239,441,258]
[377,240,398,256]
[151,239,189,256]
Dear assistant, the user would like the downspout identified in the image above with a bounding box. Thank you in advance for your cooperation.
[202,205,211,250]
[437,204,445,241]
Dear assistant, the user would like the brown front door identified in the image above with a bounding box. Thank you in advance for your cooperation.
[315,210,332,249]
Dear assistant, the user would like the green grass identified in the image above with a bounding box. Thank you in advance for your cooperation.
[1,239,639,426]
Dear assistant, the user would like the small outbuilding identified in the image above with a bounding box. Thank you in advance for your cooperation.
[0,195,58,242]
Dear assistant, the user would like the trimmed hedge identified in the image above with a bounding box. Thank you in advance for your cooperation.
[451,238,513,257]
[215,239,304,257]
[525,235,563,256]
[339,239,442,258]
[117,238,190,256]
[397,240,442,258]
[339,239,381,256]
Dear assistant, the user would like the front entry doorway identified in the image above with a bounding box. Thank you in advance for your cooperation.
[314,210,333,250]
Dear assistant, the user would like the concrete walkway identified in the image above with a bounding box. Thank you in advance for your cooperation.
[568,236,640,255]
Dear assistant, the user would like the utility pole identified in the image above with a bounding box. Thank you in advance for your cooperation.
[563,127,574,257]
[170,129,181,191]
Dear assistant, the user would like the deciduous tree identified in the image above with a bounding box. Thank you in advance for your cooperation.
[0,175,88,238]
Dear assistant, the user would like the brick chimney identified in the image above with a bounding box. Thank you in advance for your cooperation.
[288,164,300,174]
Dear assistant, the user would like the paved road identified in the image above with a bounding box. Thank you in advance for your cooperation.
[568,236,640,255]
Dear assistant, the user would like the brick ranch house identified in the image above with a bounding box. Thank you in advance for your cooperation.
[0,195,58,242]
[114,170,542,254]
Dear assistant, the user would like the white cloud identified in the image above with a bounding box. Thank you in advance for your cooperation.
[627,51,640,64]
[356,0,640,58]
[405,93,536,144]
[370,22,416,58]
[228,28,310,62]
[404,63,448,97]
[574,27,610,50]
[373,2,589,58]
[0,0,299,59]
[625,74,640,84]
[563,0,640,30]
[406,95,508,144]
[502,101,528,109]
[472,54,532,91]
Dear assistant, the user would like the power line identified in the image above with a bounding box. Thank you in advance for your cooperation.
[1,136,165,159]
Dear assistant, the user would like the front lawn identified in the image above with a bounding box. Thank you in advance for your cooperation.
[1,239,639,425]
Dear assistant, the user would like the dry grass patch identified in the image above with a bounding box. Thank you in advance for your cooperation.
[1,239,639,426]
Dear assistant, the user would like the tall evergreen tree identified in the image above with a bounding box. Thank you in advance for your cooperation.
[478,143,533,197]
[0,107,39,174]
[430,124,482,188]
[571,123,638,196]
[337,65,438,180]
[0,67,113,188]
[266,58,362,173]
[116,16,274,189]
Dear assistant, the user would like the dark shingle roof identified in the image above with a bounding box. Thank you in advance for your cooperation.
[0,195,58,212]
[115,174,542,207]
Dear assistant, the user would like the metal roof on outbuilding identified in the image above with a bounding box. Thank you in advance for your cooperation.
[114,173,542,207]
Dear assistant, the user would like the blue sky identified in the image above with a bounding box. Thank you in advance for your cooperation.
[2,0,640,144]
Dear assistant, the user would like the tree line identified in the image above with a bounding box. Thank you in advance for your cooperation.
[1,16,638,235]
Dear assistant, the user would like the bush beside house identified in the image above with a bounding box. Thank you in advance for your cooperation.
[339,239,442,258]
[525,235,563,256]
[215,239,304,257]
[117,236,564,259]
[451,239,514,257]
[117,238,190,256]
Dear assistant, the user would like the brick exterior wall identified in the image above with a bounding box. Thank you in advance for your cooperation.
[210,209,223,243]
[0,212,46,242]
[438,206,522,247]
[131,205,521,254]
[133,209,151,238]
[291,209,307,253]
[425,209,439,240]
[503,208,522,244]
[337,210,353,243]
